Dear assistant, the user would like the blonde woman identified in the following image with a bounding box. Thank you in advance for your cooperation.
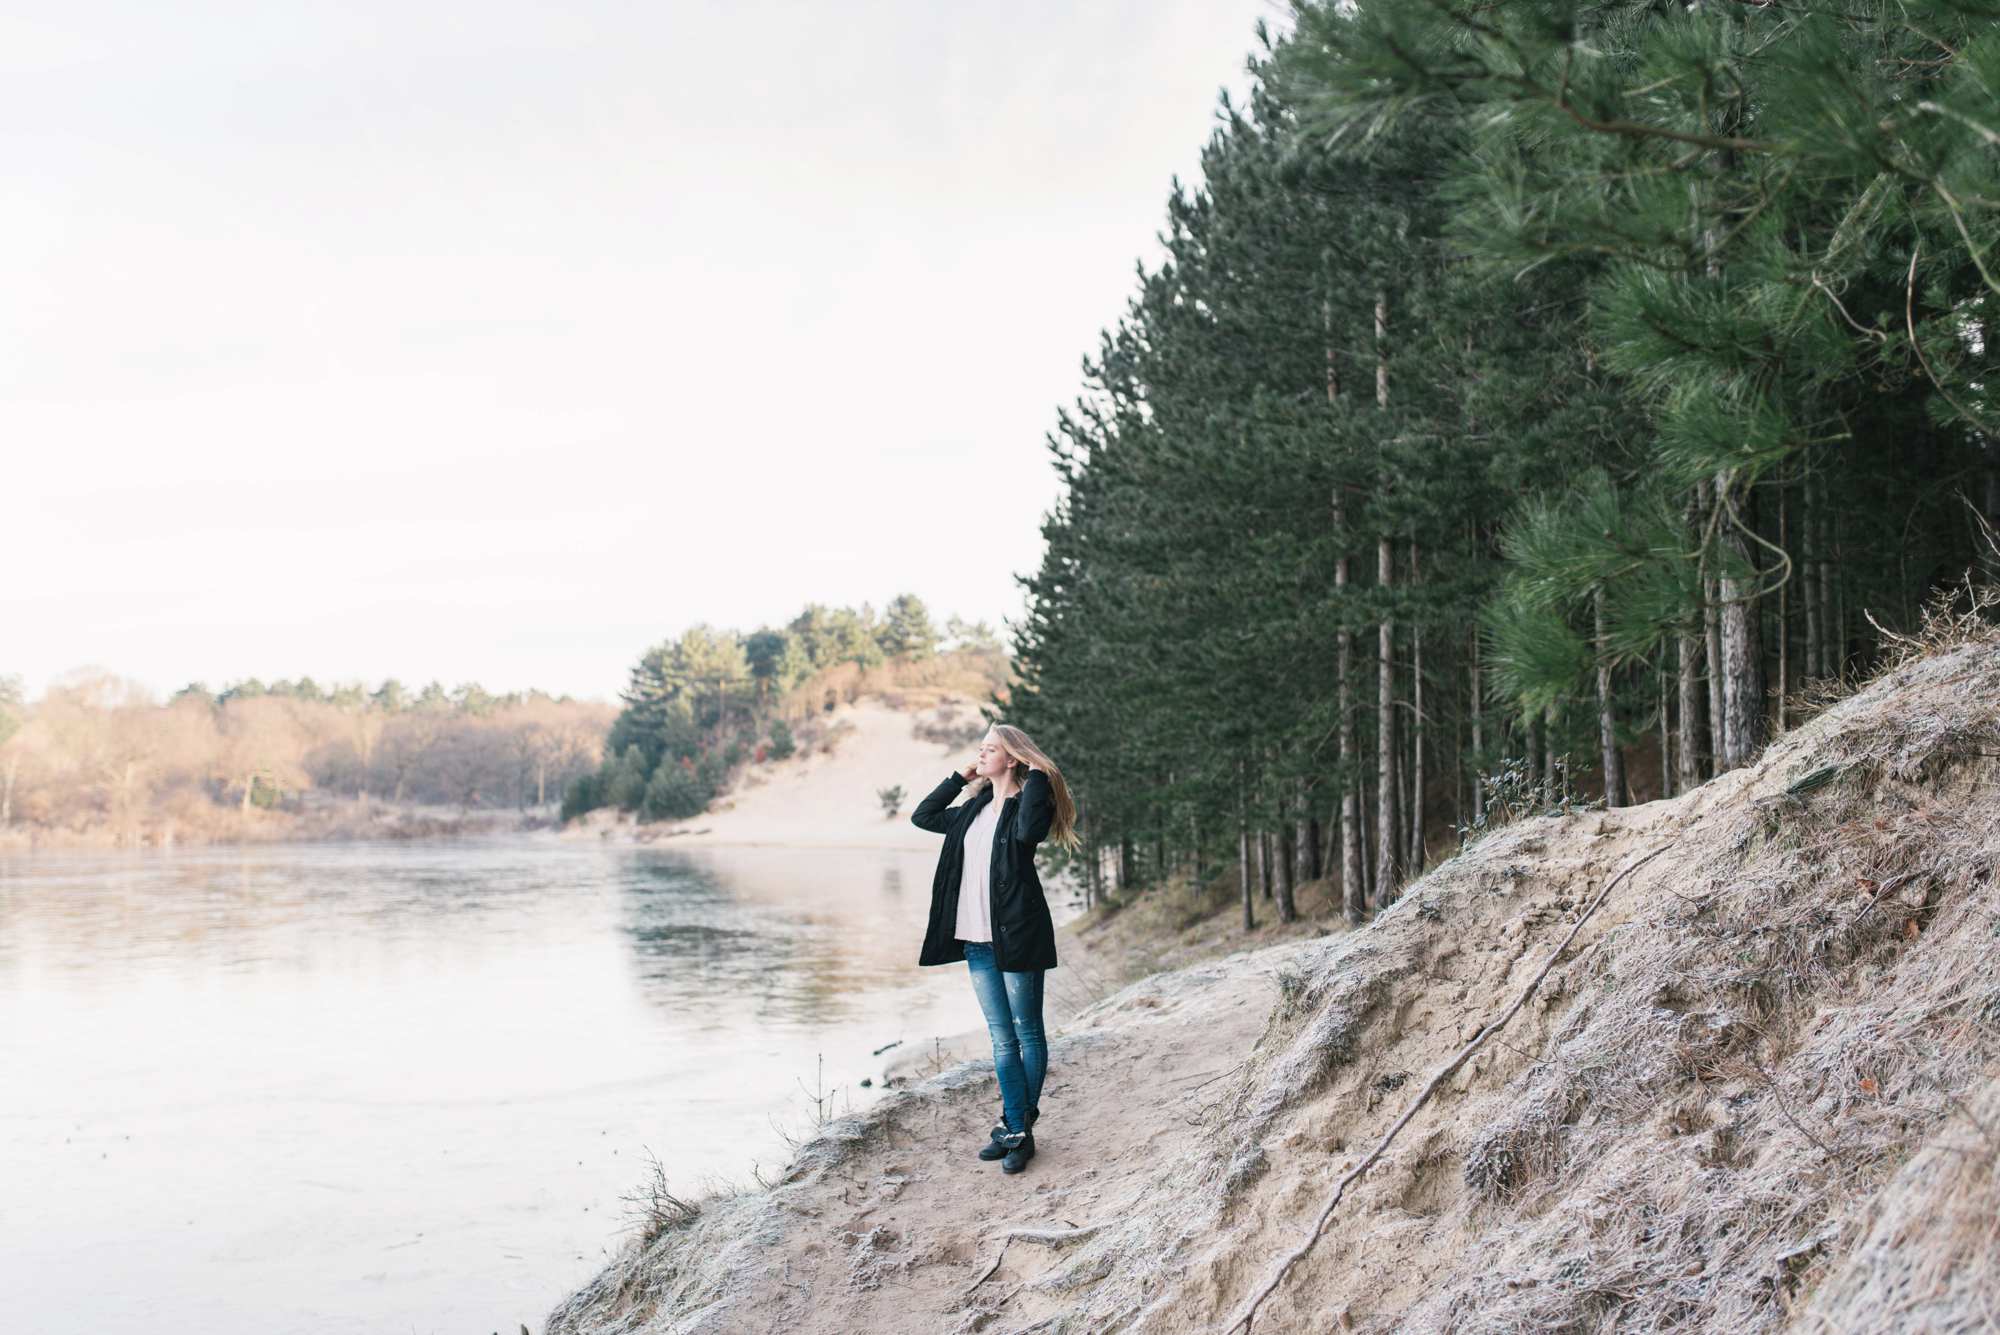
[910,723,1081,1174]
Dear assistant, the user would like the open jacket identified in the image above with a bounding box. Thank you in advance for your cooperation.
[910,768,1058,972]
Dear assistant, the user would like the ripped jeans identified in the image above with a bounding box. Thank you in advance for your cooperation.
[961,940,1046,1134]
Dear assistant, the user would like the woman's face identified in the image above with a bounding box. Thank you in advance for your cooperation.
[974,732,1016,779]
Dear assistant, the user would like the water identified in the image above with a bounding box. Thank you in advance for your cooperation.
[0,836,994,1334]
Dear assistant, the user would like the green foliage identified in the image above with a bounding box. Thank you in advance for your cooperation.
[642,757,713,821]
[789,603,886,671]
[767,719,795,760]
[560,772,599,822]
[1483,598,1591,714]
[879,594,939,658]
[604,745,648,813]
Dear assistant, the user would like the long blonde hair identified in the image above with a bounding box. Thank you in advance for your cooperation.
[968,722,1082,854]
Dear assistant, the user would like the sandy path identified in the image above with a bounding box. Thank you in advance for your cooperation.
[682,942,1296,1334]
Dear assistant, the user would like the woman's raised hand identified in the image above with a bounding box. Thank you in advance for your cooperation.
[959,759,980,782]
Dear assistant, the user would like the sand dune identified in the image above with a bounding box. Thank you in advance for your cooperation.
[566,695,983,851]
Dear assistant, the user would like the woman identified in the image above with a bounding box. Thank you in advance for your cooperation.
[909,723,1081,1175]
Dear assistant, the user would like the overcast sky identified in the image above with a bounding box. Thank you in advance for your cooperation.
[4,1,1283,704]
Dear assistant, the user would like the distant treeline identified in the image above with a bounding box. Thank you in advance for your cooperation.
[1004,3,2000,924]
[0,669,611,846]
[563,596,1006,824]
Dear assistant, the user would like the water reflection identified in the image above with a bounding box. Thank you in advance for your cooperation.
[614,846,952,1027]
[0,836,978,1335]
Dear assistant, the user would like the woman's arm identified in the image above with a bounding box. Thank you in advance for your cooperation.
[910,771,969,834]
[1008,768,1054,847]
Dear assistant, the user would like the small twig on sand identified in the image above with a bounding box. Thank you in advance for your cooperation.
[966,1220,1114,1293]
[1850,870,1917,923]
[1747,1057,1838,1162]
[1226,839,1678,1334]
[1176,1062,1243,1091]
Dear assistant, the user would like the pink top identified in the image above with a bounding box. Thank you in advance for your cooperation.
[954,796,1002,942]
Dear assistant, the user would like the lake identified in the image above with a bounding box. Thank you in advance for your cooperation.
[0,835,1020,1334]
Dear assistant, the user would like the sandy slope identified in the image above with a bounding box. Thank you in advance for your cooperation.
[563,696,980,851]
[549,641,2000,1335]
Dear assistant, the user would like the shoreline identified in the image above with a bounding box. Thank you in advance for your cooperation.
[0,804,555,854]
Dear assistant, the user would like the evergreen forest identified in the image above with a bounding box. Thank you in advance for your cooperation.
[1003,0,2000,926]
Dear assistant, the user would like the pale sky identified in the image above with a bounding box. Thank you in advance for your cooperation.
[4,1,1282,704]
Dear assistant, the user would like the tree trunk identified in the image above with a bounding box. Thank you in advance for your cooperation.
[1704,577,1726,767]
[1329,282,1367,925]
[1376,286,1399,905]
[1376,537,1400,904]
[1985,444,2000,573]
[1375,289,1389,408]
[1658,669,1672,801]
[1258,828,1273,901]
[1543,703,1560,796]
[1594,587,1625,807]
[1803,466,1822,681]
[1275,810,1298,925]
[1676,630,1703,795]
[1823,509,1841,678]
[1407,543,1426,876]
[1717,472,1766,770]
[1337,515,1365,925]
[1527,709,1543,791]
[1777,472,1790,734]
[1452,705,1464,833]
[1237,763,1252,930]
[1469,626,1485,822]
[1361,774,1377,894]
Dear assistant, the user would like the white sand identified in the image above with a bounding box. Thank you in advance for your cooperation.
[564,695,981,851]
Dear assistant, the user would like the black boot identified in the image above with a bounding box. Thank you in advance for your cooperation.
[976,1106,1039,1161]
[1001,1129,1036,1175]
[977,1127,1010,1161]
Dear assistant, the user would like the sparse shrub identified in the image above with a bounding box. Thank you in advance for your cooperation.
[1455,752,1599,848]
[1274,963,1310,1019]
[619,1146,700,1247]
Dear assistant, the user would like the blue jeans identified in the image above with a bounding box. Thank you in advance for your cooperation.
[962,940,1046,1134]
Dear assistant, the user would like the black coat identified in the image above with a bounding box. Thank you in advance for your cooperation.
[911,768,1059,972]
